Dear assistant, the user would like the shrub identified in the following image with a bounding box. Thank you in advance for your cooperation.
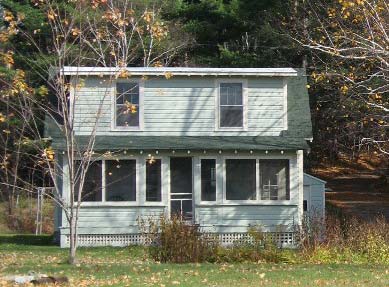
[138,215,218,263]
[4,197,54,234]
[298,208,389,265]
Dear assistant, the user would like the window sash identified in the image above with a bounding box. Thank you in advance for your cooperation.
[115,82,140,128]
[219,82,244,128]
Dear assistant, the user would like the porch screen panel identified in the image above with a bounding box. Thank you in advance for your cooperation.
[259,160,289,200]
[105,160,136,201]
[201,159,216,201]
[75,161,102,202]
[146,159,161,201]
[226,159,256,200]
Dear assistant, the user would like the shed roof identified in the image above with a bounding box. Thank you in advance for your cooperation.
[304,173,327,184]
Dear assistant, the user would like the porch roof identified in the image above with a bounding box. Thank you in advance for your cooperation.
[50,135,309,151]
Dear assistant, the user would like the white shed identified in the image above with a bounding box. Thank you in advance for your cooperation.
[303,173,326,219]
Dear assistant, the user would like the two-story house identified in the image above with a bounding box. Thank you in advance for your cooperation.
[47,67,325,247]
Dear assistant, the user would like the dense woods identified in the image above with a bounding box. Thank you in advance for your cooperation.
[0,0,387,263]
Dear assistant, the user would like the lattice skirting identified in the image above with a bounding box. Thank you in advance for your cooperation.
[63,232,296,247]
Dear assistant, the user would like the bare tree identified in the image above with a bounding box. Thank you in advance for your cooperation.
[0,0,188,264]
[289,0,388,158]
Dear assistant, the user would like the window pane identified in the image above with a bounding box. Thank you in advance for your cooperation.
[116,83,139,127]
[105,160,136,201]
[201,159,216,201]
[220,83,242,105]
[260,160,289,200]
[75,161,102,202]
[220,106,243,127]
[170,157,192,194]
[226,159,256,200]
[117,82,138,94]
[170,200,181,217]
[146,159,161,202]
[182,200,193,220]
[116,105,139,127]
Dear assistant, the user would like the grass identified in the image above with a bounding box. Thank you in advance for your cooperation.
[0,235,388,286]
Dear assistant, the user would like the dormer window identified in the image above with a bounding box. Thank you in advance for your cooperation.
[115,82,140,128]
[217,81,247,130]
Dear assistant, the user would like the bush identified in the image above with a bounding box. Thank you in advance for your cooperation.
[139,215,217,263]
[4,197,54,234]
[298,209,389,265]
[139,218,293,264]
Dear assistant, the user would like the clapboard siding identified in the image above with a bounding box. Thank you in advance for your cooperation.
[303,174,326,218]
[196,205,298,231]
[61,206,165,232]
[72,76,286,136]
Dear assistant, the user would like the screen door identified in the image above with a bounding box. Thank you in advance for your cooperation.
[170,157,193,220]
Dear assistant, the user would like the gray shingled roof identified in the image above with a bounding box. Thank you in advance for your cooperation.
[48,135,308,150]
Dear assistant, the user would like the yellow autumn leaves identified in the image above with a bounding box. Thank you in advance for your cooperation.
[42,147,55,161]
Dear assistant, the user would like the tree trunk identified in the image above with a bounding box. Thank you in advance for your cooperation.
[68,216,78,265]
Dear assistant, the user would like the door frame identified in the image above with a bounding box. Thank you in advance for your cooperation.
[168,156,194,221]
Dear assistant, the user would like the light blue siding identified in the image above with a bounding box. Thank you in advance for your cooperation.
[196,205,298,232]
[303,173,326,218]
[60,206,166,235]
[72,76,286,136]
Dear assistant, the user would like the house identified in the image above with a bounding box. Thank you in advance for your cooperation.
[47,67,325,247]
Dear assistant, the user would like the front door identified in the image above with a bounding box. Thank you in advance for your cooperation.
[170,157,193,220]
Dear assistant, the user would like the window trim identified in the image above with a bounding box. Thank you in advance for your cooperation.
[215,79,248,131]
[111,79,144,131]
[222,156,291,204]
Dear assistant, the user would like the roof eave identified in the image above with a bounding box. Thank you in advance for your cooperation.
[58,67,299,77]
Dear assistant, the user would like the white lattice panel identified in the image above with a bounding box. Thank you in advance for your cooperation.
[64,232,296,247]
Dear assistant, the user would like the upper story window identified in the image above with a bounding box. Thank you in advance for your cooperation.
[115,82,140,128]
[219,82,245,128]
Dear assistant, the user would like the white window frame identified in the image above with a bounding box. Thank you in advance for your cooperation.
[215,79,248,131]
[80,157,140,206]
[222,156,291,205]
[111,79,144,131]
[199,157,218,203]
[222,157,258,204]
[283,78,288,130]
[259,159,290,201]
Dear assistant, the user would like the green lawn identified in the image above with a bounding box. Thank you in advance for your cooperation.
[0,235,388,287]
